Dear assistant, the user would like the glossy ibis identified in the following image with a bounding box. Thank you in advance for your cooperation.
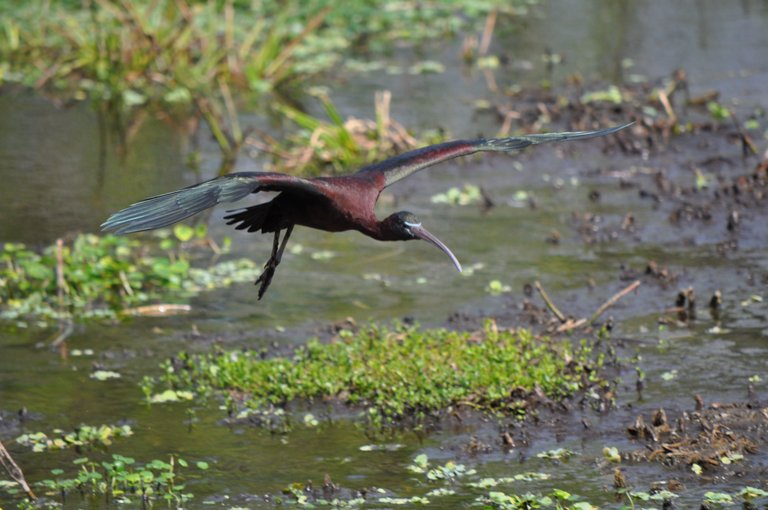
[102,123,631,299]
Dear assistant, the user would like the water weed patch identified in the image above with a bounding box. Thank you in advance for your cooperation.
[145,321,610,425]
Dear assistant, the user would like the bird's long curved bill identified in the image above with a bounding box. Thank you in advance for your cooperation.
[410,225,463,273]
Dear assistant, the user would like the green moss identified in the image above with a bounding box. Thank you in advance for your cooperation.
[146,321,608,423]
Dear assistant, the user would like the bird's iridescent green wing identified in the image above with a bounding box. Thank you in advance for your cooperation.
[357,123,632,189]
[101,172,325,234]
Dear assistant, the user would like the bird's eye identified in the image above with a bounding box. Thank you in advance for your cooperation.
[403,220,421,236]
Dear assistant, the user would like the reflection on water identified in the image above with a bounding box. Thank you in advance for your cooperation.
[0,92,189,243]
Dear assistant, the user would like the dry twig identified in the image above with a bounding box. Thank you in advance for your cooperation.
[0,440,36,500]
[533,281,566,323]
[589,280,641,325]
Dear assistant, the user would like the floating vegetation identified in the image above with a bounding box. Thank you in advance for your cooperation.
[0,230,259,321]
[703,491,733,506]
[478,488,596,510]
[535,448,577,461]
[707,101,732,121]
[430,184,483,205]
[660,369,678,381]
[621,489,678,507]
[265,468,768,510]
[16,424,133,453]
[602,446,621,463]
[147,389,195,404]
[376,495,430,505]
[359,443,405,452]
[406,453,476,481]
[19,454,206,508]
[144,321,610,425]
[740,487,768,502]
[486,279,512,295]
[468,473,551,489]
[273,462,598,509]
[89,370,122,381]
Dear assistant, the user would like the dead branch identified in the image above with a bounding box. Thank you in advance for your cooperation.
[0,440,35,500]
[589,280,641,325]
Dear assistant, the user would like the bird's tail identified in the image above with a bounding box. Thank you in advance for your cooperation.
[480,122,633,153]
[101,175,257,234]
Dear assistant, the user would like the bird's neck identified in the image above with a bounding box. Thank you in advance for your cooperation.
[360,217,403,242]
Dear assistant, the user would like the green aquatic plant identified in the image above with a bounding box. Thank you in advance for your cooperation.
[703,491,733,506]
[0,230,258,321]
[706,101,732,121]
[468,473,550,489]
[478,489,596,509]
[739,487,768,501]
[26,454,205,507]
[406,453,476,481]
[486,279,512,295]
[16,424,133,452]
[535,448,577,461]
[145,321,610,425]
[430,184,483,205]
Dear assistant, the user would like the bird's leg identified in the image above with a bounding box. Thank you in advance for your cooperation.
[255,230,280,300]
[255,225,294,300]
[275,224,293,264]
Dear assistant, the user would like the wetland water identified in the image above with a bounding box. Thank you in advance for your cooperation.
[2,1,768,508]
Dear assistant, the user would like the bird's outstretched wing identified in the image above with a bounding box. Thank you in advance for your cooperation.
[101,172,325,234]
[357,123,632,189]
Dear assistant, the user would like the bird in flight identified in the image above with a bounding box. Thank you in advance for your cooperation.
[102,123,631,299]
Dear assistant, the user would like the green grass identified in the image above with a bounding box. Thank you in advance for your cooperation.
[146,321,609,424]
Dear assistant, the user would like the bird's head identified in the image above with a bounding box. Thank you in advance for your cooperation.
[382,211,462,272]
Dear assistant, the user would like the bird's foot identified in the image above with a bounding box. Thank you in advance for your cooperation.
[255,260,277,300]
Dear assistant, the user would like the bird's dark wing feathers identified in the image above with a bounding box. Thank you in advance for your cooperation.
[101,172,324,234]
[357,123,632,188]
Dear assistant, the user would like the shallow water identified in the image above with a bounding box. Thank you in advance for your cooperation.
[2,1,768,508]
